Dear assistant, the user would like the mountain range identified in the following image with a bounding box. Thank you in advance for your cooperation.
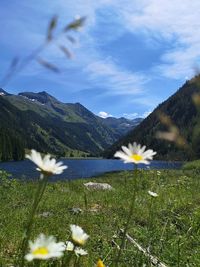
[0,89,142,158]
[104,75,200,160]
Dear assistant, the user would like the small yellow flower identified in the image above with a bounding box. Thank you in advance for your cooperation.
[114,142,156,165]
[97,259,105,267]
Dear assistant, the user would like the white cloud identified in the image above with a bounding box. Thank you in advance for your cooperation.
[119,0,200,79]
[123,110,151,119]
[75,0,200,92]
[98,111,113,118]
[123,113,139,119]
[3,0,200,112]
[4,0,200,82]
[85,59,148,95]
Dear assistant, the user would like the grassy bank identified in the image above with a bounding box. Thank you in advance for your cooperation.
[0,169,200,266]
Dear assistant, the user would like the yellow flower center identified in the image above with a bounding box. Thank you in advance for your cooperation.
[73,238,85,246]
[130,154,143,161]
[97,259,105,267]
[33,247,49,256]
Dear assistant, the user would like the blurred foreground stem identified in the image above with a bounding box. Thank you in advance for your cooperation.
[114,165,138,266]
[18,174,49,267]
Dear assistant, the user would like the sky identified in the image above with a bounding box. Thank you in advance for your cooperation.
[0,0,200,119]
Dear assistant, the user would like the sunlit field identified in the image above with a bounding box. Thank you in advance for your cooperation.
[1,167,200,266]
[2,1,200,266]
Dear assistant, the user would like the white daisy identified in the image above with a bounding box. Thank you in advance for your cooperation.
[65,241,74,251]
[74,247,88,256]
[70,225,89,246]
[26,150,67,175]
[114,142,156,165]
[25,234,65,261]
[148,190,158,197]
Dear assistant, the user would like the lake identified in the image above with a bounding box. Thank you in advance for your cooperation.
[0,159,182,181]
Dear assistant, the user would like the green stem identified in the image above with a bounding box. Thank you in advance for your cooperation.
[62,251,73,267]
[114,165,138,266]
[84,191,88,220]
[177,237,181,267]
[18,174,49,267]
[148,197,153,233]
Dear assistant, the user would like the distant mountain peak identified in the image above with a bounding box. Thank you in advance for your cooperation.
[75,102,83,106]
[0,88,9,96]
[18,91,56,104]
[98,115,143,136]
[38,91,52,97]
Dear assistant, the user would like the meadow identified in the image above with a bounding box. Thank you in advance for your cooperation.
[0,167,200,266]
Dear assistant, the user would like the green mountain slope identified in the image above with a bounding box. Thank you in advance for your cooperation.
[104,76,200,160]
[98,117,143,136]
[0,90,129,158]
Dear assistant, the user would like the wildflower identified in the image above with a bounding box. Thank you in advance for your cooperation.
[74,247,88,256]
[65,240,87,256]
[25,234,65,261]
[114,142,156,164]
[157,171,161,175]
[70,225,89,246]
[65,241,74,251]
[97,259,106,267]
[26,149,67,175]
[148,190,158,197]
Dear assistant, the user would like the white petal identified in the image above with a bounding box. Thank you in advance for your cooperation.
[114,151,130,162]
[25,253,34,261]
[65,241,74,251]
[121,146,132,156]
[26,150,67,175]
[74,247,88,256]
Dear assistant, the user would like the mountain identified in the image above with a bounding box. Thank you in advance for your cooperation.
[98,117,143,136]
[0,90,132,159]
[0,97,25,161]
[0,88,10,96]
[104,76,200,161]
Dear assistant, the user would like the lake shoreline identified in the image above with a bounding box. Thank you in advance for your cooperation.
[0,159,183,181]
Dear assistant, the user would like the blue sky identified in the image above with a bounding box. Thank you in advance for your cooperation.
[0,0,199,119]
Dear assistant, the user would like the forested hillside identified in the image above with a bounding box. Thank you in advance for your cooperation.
[0,89,141,161]
[104,76,200,160]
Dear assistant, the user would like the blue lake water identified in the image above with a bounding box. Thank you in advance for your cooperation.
[0,159,182,181]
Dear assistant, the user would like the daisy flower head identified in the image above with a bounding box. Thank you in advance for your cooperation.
[65,241,88,257]
[74,247,88,256]
[26,149,67,176]
[65,241,74,251]
[114,142,156,165]
[70,224,89,246]
[148,190,158,197]
[25,234,65,261]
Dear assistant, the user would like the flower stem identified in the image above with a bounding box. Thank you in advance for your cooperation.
[114,165,138,266]
[18,174,49,267]
[62,251,73,266]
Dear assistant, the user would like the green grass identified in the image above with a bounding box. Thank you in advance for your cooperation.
[183,159,200,171]
[0,169,200,266]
